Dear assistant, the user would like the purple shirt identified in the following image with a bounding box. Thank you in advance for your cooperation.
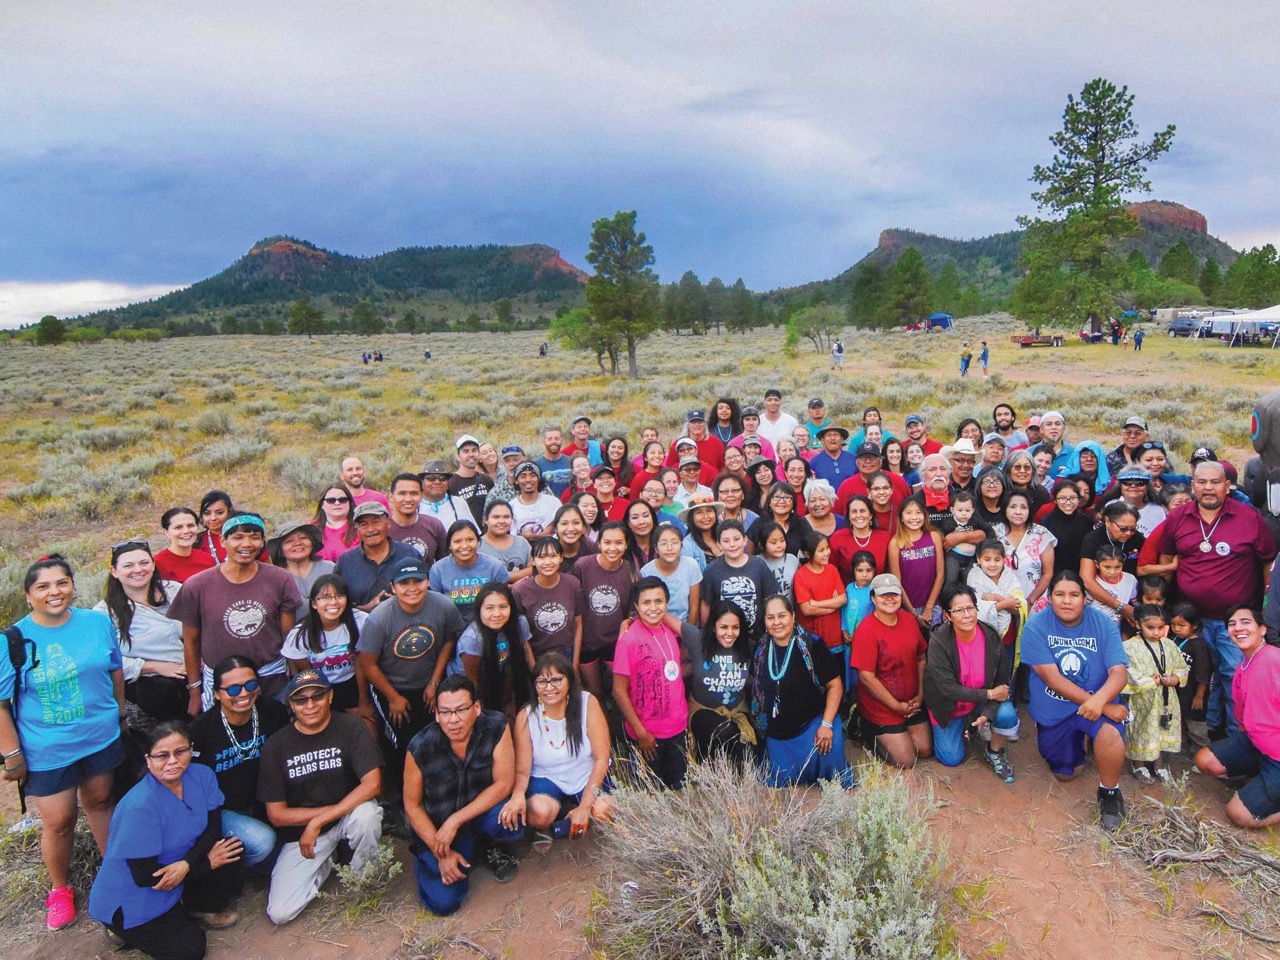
[1160,500,1277,619]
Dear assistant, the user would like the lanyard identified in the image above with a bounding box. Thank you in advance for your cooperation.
[1140,636,1170,708]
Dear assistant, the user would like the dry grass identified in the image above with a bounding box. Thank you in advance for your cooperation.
[0,320,1276,625]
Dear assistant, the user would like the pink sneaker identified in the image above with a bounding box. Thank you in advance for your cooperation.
[45,885,76,931]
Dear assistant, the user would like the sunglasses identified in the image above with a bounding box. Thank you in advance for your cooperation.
[112,538,152,555]
[1139,441,1165,452]
[322,496,350,505]
[289,690,329,705]
[1121,480,1148,487]
[220,679,260,697]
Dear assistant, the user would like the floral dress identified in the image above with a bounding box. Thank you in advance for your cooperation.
[1001,524,1057,612]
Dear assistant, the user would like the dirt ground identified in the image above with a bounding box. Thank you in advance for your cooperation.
[4,725,1274,960]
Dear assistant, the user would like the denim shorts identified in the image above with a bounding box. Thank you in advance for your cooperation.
[25,738,124,798]
[1210,730,1280,821]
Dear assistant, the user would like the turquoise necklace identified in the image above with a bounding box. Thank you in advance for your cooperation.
[767,634,796,682]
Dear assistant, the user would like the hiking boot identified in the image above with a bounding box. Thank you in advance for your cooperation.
[481,843,519,883]
[191,910,239,930]
[46,885,76,931]
[984,746,1015,784]
[1098,787,1126,833]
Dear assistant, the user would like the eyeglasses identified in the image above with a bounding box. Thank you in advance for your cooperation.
[289,690,330,705]
[1121,480,1148,487]
[1056,495,1079,504]
[535,676,567,689]
[322,496,350,505]
[953,457,976,466]
[220,679,260,697]
[980,477,1003,486]
[436,703,477,719]
[148,746,192,763]
[948,605,978,616]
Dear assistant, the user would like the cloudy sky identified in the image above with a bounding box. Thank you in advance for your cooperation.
[3,1,1277,324]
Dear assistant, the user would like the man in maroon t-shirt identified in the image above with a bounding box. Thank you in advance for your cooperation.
[1159,461,1277,732]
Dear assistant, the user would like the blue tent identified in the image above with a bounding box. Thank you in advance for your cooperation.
[926,312,954,330]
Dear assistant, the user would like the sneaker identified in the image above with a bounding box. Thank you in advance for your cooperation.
[1155,767,1173,785]
[45,885,76,932]
[191,910,239,930]
[1098,787,1126,833]
[976,722,992,743]
[1132,765,1154,785]
[481,844,519,883]
[101,925,127,950]
[984,746,1015,784]
[531,831,553,854]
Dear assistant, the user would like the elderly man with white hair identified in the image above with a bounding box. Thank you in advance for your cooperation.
[1028,411,1075,482]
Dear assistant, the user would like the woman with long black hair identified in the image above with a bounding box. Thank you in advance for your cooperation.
[450,581,532,721]
[686,602,758,764]
[193,490,233,562]
[280,573,366,713]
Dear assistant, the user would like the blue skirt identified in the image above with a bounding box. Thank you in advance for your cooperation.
[765,714,855,787]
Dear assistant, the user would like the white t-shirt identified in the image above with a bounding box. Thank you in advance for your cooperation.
[509,492,562,538]
[280,609,369,685]
[756,412,800,447]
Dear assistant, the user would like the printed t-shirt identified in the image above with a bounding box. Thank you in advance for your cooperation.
[428,554,509,623]
[612,621,692,739]
[167,564,302,670]
[684,623,751,712]
[281,609,369,685]
[509,493,563,538]
[448,473,494,526]
[572,556,637,655]
[1020,605,1127,726]
[356,593,464,691]
[701,555,779,636]
[318,524,357,563]
[190,697,290,814]
[0,609,123,770]
[850,613,926,727]
[257,713,382,842]
[1160,500,1277,619]
[640,556,703,623]
[389,514,447,563]
[512,573,582,657]
[479,535,531,575]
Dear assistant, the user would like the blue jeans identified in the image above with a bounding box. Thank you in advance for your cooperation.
[932,702,1020,767]
[1202,619,1242,733]
[414,802,522,916]
[222,809,277,868]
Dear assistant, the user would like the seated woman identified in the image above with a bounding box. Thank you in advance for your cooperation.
[686,602,758,764]
[88,722,245,960]
[1195,605,1280,829]
[922,585,1019,783]
[752,595,852,787]
[189,657,290,871]
[96,539,188,724]
[499,653,613,850]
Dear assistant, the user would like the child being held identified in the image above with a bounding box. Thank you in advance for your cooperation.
[940,490,992,587]
[1089,544,1137,628]
[1168,602,1212,754]
[966,538,1025,641]
[1122,604,1188,785]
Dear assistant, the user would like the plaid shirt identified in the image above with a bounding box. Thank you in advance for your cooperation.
[408,709,507,827]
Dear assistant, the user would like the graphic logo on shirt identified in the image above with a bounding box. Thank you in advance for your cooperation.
[286,746,345,779]
[1044,634,1098,701]
[448,577,488,608]
[223,600,267,638]
[719,575,759,626]
[588,585,621,616]
[393,625,437,660]
[402,537,428,557]
[30,642,85,725]
[533,602,570,636]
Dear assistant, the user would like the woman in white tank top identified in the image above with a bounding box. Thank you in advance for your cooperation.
[498,652,613,849]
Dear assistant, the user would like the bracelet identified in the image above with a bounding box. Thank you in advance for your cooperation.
[820,720,834,730]
[2,747,22,761]
[186,681,202,691]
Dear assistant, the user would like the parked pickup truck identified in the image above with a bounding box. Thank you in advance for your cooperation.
[1010,334,1065,348]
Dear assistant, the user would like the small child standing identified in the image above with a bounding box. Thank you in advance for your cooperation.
[1168,602,1212,755]
[1137,575,1168,609]
[756,521,798,601]
[840,551,877,703]
[967,538,1025,642]
[1123,604,1188,785]
[1089,544,1137,629]
[940,491,991,588]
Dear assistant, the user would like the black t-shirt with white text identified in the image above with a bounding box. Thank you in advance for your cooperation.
[191,698,290,816]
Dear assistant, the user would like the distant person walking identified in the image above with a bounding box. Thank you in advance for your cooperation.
[979,341,990,379]
[1133,329,1144,352]
[959,343,972,378]
[830,339,845,371]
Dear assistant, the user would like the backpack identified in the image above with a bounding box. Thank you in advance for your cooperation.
[3,626,36,812]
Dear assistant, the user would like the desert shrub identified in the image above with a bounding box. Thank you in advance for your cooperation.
[0,821,101,936]
[589,758,951,960]
[273,454,336,497]
[326,418,367,437]
[320,839,403,924]
[68,424,149,452]
[195,409,233,436]
[195,437,271,469]
[358,386,383,399]
[243,399,280,414]
[204,386,236,403]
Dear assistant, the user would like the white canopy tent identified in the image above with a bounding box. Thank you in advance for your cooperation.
[1214,304,1280,347]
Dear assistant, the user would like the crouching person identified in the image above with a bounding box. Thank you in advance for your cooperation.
[258,670,383,924]
[404,675,523,915]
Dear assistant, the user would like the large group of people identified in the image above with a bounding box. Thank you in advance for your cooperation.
[2,395,1278,958]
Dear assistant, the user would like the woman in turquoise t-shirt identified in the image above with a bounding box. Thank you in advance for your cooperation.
[0,555,126,932]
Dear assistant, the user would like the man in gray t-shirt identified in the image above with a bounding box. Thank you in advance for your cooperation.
[356,557,464,758]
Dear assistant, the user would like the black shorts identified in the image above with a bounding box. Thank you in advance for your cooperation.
[860,710,927,748]
[579,644,617,666]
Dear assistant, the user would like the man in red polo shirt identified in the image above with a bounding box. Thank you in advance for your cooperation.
[664,410,725,472]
